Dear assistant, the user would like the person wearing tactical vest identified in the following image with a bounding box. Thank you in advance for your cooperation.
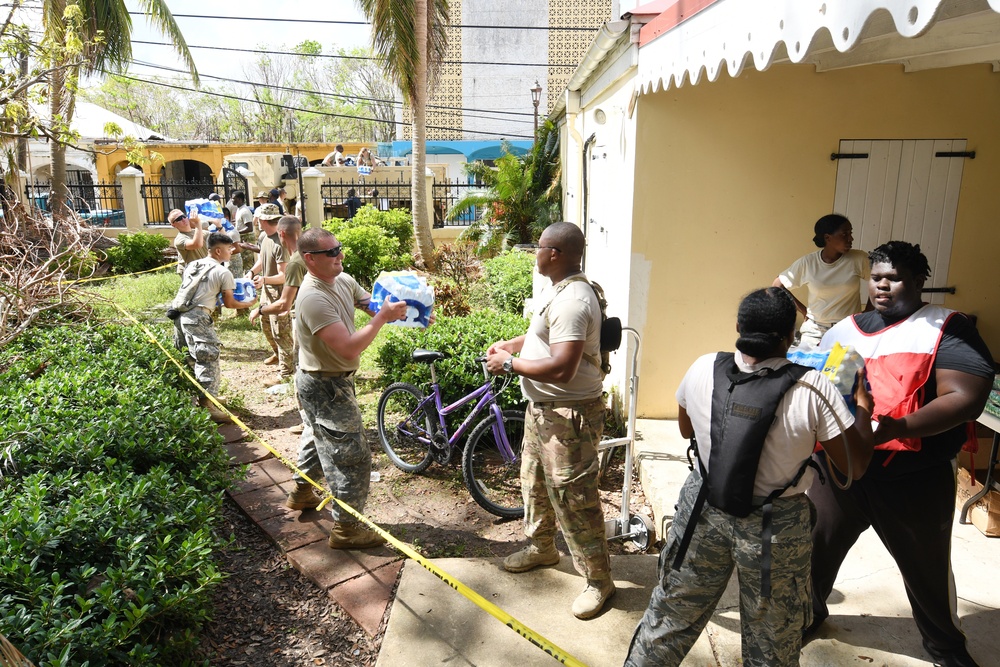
[808,241,994,667]
[172,232,259,423]
[625,287,874,667]
[485,222,614,620]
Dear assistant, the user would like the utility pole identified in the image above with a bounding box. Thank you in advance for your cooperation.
[531,81,543,137]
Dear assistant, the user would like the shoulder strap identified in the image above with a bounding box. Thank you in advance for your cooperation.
[540,275,605,374]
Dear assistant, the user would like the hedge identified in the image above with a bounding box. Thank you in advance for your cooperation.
[0,323,237,665]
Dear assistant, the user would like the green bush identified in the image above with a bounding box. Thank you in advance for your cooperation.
[57,249,103,279]
[376,309,529,409]
[474,249,535,315]
[324,221,413,291]
[103,231,170,275]
[0,323,237,664]
[323,219,412,289]
[351,205,413,250]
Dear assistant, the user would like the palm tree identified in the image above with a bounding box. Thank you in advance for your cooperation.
[43,0,197,221]
[355,0,449,268]
[448,119,562,253]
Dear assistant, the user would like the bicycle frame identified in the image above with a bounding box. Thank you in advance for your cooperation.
[399,360,518,462]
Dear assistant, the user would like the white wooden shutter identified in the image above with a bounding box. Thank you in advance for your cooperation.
[833,139,967,304]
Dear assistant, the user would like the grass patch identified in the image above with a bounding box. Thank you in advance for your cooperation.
[85,268,180,321]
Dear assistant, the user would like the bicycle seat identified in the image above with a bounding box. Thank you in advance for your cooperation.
[412,348,448,364]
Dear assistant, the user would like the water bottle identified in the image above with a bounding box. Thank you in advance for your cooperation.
[822,343,865,395]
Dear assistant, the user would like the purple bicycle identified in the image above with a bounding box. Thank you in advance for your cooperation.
[376,348,524,518]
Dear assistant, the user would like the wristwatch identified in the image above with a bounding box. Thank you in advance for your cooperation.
[502,357,515,375]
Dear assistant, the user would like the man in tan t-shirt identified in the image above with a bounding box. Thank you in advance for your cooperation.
[172,232,258,422]
[251,215,306,434]
[169,208,207,275]
[247,203,291,384]
[486,222,614,620]
[288,227,407,550]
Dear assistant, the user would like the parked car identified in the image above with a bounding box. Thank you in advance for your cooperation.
[32,193,126,227]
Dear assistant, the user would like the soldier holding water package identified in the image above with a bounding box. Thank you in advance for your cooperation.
[285,228,408,549]
[169,232,258,423]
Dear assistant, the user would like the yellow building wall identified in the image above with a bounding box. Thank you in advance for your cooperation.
[633,62,1000,417]
[94,142,375,184]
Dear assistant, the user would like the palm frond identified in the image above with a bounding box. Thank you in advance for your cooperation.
[356,0,448,101]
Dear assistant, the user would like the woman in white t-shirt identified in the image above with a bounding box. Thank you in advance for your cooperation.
[773,214,870,348]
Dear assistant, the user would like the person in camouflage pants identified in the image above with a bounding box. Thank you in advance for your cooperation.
[289,227,408,550]
[521,398,610,583]
[625,287,873,667]
[293,372,370,521]
[624,472,813,667]
[486,222,615,620]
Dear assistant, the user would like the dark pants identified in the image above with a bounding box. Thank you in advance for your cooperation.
[808,453,974,663]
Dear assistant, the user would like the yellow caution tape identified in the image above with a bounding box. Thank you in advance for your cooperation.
[104,298,590,667]
[61,261,179,285]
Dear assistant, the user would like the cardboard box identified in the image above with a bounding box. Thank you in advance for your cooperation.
[956,467,1000,537]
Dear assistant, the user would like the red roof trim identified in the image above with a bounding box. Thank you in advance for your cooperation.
[638,0,722,47]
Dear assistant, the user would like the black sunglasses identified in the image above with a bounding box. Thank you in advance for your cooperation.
[538,245,561,253]
[303,244,343,258]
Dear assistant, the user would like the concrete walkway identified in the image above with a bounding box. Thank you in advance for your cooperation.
[223,418,1000,666]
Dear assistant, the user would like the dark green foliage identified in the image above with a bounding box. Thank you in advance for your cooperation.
[351,205,414,250]
[323,205,414,289]
[0,323,237,664]
[473,250,535,316]
[376,310,529,410]
[103,232,170,275]
[450,119,562,251]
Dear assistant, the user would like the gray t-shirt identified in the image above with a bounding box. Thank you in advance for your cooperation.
[520,276,604,402]
[259,232,288,302]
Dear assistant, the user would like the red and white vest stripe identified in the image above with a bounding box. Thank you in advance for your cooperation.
[822,304,967,453]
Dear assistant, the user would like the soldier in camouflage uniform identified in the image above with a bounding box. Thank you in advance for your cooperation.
[172,232,258,423]
[486,222,614,620]
[624,287,874,667]
[247,203,293,384]
[288,228,408,549]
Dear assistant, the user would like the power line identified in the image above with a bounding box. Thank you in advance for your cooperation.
[130,39,578,69]
[124,11,600,31]
[126,59,536,123]
[105,71,535,140]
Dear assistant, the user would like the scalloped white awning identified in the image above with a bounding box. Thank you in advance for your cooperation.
[637,0,1000,94]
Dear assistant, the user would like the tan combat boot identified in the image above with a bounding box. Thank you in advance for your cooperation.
[199,397,233,424]
[285,484,324,511]
[502,543,560,573]
[571,578,616,619]
[328,521,386,550]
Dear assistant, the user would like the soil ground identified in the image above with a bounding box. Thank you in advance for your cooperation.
[192,310,654,665]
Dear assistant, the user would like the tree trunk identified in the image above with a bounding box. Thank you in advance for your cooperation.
[48,0,70,225]
[49,68,70,225]
[410,0,435,269]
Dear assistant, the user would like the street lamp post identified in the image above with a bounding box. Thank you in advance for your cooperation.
[531,80,543,137]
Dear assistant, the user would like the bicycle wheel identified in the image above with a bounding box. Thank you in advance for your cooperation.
[377,383,434,473]
[462,409,525,519]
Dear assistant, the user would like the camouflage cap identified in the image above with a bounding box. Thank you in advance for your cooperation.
[256,203,281,220]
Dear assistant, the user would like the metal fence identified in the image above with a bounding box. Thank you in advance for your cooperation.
[24,181,126,227]
[142,180,220,224]
[432,178,486,226]
[320,176,482,227]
